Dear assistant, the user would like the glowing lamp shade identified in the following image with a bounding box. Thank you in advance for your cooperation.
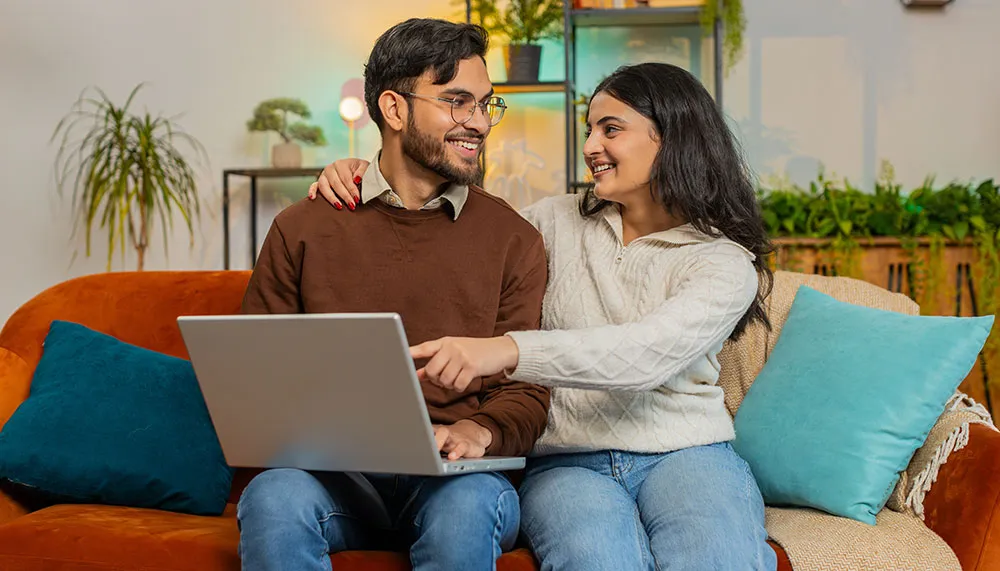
[339,96,364,123]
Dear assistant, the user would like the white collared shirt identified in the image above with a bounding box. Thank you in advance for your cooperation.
[360,150,469,220]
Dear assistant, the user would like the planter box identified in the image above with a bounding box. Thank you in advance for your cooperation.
[772,237,996,411]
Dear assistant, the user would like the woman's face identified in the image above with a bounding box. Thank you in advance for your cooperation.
[582,91,660,205]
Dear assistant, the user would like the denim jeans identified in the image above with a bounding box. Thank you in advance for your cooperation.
[237,468,519,571]
[519,442,776,571]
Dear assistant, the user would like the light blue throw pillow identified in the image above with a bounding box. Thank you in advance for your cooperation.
[732,285,994,525]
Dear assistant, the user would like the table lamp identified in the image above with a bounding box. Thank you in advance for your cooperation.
[339,96,365,157]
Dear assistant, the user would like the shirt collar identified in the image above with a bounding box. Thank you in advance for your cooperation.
[360,150,469,220]
[601,204,756,259]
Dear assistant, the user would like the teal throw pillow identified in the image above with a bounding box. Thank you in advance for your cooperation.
[732,286,994,525]
[0,321,232,515]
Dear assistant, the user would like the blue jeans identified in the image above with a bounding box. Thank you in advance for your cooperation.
[237,468,519,571]
[519,443,776,571]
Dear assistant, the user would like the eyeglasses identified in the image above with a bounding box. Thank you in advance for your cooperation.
[400,92,507,127]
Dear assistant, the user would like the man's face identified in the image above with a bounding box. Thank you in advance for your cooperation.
[401,57,494,186]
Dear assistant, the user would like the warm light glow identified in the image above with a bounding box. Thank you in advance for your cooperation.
[339,96,364,123]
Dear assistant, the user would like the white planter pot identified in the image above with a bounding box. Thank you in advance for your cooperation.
[272,142,302,168]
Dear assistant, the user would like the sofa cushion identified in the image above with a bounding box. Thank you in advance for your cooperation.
[0,504,240,571]
[0,321,232,516]
[732,286,994,525]
[0,503,551,571]
[0,502,789,571]
[718,271,919,417]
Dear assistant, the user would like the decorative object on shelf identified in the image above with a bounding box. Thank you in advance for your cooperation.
[51,83,206,271]
[339,96,364,157]
[482,138,548,209]
[246,98,327,168]
[469,0,564,82]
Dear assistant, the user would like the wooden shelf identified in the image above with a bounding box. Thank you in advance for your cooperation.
[223,167,323,177]
[494,81,568,94]
[571,6,702,27]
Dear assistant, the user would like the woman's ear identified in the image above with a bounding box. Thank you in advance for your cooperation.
[379,92,407,132]
[648,125,662,144]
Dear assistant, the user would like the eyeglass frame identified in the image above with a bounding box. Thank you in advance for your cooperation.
[399,91,507,126]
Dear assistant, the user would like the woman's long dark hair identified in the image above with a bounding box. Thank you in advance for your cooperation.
[581,62,773,338]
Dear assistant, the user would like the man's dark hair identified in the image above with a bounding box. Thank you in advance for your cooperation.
[364,18,489,130]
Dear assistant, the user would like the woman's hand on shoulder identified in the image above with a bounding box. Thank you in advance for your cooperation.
[307,158,370,211]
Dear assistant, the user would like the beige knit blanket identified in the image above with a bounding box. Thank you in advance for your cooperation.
[718,271,996,571]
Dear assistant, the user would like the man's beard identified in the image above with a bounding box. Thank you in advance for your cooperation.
[402,115,483,186]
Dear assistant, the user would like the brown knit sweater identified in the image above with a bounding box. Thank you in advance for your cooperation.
[241,188,550,457]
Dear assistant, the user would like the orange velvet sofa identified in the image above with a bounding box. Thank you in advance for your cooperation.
[0,271,998,570]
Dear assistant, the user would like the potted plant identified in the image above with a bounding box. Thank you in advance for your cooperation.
[246,98,327,168]
[471,0,564,83]
[699,0,745,72]
[51,83,206,271]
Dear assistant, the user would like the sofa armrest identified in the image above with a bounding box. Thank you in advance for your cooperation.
[0,347,32,525]
[924,423,1000,571]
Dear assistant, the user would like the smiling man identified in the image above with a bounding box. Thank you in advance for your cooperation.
[236,18,551,571]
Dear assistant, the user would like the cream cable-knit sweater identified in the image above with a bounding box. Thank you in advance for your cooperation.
[506,194,759,456]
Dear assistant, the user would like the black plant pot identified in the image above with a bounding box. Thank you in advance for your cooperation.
[504,44,542,83]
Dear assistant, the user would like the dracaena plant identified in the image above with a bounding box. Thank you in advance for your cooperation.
[52,83,206,271]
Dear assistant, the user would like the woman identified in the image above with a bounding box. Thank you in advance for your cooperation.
[309,62,777,571]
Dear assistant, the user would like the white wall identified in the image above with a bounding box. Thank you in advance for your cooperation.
[1,0,999,323]
[0,0,452,323]
[727,0,1000,190]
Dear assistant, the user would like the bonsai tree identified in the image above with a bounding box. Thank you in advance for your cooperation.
[51,83,206,271]
[246,98,326,146]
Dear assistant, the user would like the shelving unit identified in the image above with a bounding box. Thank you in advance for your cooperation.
[493,80,567,94]
[467,1,724,193]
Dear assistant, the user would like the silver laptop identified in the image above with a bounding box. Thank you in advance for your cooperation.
[177,313,525,476]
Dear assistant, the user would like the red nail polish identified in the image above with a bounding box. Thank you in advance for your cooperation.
[334,202,343,210]
[353,176,362,185]
[348,202,355,211]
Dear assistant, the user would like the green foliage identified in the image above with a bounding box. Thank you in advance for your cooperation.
[51,83,206,271]
[701,0,746,73]
[465,0,564,46]
[247,98,327,146]
[758,162,1000,245]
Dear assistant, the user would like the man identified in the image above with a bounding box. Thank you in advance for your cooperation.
[236,17,550,571]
